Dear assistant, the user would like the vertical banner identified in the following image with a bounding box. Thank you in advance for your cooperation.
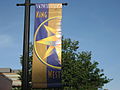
[32,3,62,88]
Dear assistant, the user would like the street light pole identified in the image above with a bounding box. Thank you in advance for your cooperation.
[22,0,30,90]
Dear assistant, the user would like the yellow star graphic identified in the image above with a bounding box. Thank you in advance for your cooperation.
[36,25,61,64]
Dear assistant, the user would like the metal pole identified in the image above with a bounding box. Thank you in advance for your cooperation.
[22,0,30,90]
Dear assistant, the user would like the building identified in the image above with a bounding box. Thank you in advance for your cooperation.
[0,68,21,87]
[0,73,12,90]
[0,68,12,73]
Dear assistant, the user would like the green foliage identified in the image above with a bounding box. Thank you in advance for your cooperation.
[62,38,112,90]
[18,38,112,90]
[18,43,33,82]
[12,87,21,90]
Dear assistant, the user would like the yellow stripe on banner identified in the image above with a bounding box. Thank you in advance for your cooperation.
[32,43,47,88]
[48,3,62,65]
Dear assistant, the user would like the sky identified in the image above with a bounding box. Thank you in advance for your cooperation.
[0,0,120,89]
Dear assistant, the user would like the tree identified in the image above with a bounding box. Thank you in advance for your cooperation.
[18,38,112,90]
[18,43,33,84]
[62,38,112,90]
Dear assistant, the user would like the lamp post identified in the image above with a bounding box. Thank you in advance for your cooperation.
[21,0,30,89]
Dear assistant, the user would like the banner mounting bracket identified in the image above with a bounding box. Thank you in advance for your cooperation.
[16,3,68,6]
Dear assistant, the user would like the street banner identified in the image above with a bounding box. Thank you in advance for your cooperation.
[32,3,62,88]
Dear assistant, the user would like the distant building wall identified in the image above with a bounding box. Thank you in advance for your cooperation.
[0,68,12,73]
[3,73,21,87]
[0,68,21,87]
[0,73,12,90]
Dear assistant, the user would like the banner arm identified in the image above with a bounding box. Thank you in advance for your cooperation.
[16,3,68,6]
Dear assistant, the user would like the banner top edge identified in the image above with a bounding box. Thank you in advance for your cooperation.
[35,3,62,8]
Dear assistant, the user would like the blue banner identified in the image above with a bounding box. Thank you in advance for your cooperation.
[32,3,62,88]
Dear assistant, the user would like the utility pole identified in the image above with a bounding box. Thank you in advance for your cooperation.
[22,0,30,90]
[17,0,30,90]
